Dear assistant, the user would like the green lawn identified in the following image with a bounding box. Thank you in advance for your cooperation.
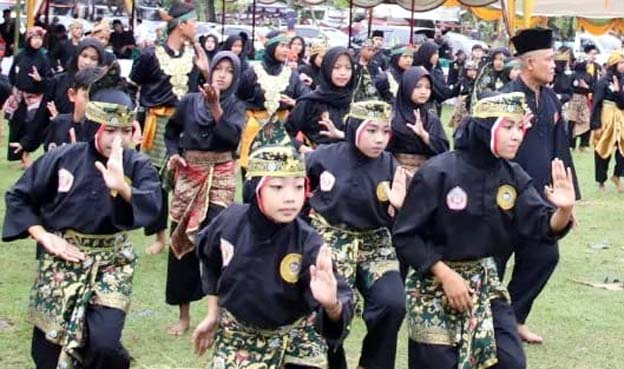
[1,114,623,369]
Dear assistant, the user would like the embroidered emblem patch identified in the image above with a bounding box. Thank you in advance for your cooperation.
[496,185,517,210]
[446,186,468,211]
[280,253,302,283]
[376,181,390,202]
[320,171,336,192]
[220,238,234,267]
[58,168,74,193]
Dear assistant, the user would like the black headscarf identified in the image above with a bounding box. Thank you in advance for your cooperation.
[223,34,243,54]
[262,30,287,76]
[298,46,355,108]
[393,66,432,133]
[453,116,499,168]
[222,34,249,71]
[413,41,439,71]
[200,34,219,61]
[185,51,241,128]
[209,51,242,100]
[67,37,105,75]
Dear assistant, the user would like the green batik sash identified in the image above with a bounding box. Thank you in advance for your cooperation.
[406,257,510,369]
[28,230,135,369]
[211,310,327,369]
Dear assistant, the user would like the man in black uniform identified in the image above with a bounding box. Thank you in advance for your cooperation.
[498,27,580,344]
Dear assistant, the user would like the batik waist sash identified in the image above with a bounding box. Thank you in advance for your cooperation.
[170,150,236,259]
[406,257,509,369]
[212,309,327,369]
[28,230,135,369]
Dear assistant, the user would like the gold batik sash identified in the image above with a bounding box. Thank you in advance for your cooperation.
[309,213,398,290]
[28,230,135,369]
[169,151,236,259]
[211,310,327,369]
[406,257,509,369]
[592,100,624,159]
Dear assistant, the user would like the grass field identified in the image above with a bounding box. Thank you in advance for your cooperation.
[1,112,623,369]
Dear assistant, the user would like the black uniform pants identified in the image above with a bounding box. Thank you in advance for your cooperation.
[408,299,526,369]
[595,151,624,184]
[329,272,405,369]
[496,240,559,324]
[166,205,225,305]
[32,306,129,369]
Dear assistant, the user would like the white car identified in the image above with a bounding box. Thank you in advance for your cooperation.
[443,32,487,58]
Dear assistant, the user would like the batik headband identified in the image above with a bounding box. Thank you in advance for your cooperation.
[86,101,136,127]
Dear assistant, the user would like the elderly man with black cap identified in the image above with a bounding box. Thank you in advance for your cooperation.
[498,27,580,344]
[129,1,209,317]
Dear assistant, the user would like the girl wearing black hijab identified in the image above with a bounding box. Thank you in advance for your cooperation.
[306,100,408,369]
[199,33,220,63]
[237,30,310,171]
[162,51,246,336]
[393,92,574,369]
[5,26,53,165]
[286,46,355,153]
[413,41,459,116]
[389,66,449,176]
[297,41,327,90]
[221,34,249,71]
[375,44,414,105]
[471,47,512,109]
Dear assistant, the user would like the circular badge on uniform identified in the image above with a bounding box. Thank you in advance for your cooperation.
[320,171,336,192]
[280,253,303,284]
[446,186,468,211]
[376,181,390,202]
[496,184,517,210]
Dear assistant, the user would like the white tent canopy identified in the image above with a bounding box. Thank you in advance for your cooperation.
[372,4,461,22]
[495,0,624,19]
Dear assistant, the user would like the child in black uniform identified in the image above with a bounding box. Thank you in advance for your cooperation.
[193,145,353,369]
[393,92,576,369]
[306,100,408,369]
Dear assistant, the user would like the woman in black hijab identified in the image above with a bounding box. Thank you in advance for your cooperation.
[163,51,246,337]
[237,30,310,171]
[389,66,449,175]
[286,46,356,153]
[471,47,512,108]
[413,41,459,116]
[221,34,249,71]
[297,41,327,90]
[199,33,220,63]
